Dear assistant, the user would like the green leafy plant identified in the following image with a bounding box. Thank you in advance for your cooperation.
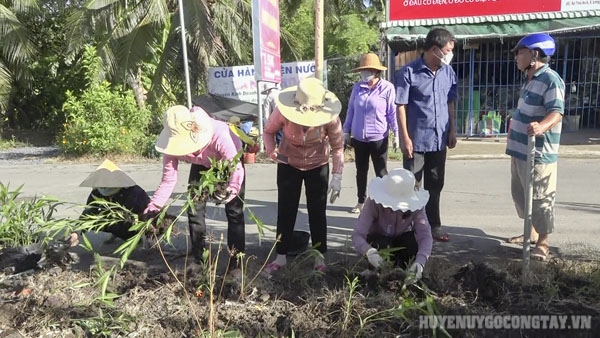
[57,47,153,156]
[0,183,64,248]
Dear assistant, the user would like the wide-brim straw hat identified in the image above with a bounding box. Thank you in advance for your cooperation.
[368,168,429,212]
[275,77,342,127]
[79,159,137,188]
[155,105,214,156]
[352,53,387,72]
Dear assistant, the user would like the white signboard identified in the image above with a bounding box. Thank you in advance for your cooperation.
[561,0,600,12]
[208,61,317,103]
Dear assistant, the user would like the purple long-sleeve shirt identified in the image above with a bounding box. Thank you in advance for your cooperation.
[353,198,433,266]
[343,79,398,142]
[146,119,244,211]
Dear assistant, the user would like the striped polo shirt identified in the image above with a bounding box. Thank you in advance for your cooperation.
[506,64,565,163]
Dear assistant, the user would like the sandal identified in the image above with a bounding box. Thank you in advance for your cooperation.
[431,227,450,242]
[263,262,283,274]
[350,203,364,214]
[507,234,538,245]
[314,264,327,273]
[531,246,549,261]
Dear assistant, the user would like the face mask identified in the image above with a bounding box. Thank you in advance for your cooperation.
[360,70,375,83]
[436,48,454,65]
[97,187,121,196]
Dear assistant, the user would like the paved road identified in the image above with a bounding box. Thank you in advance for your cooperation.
[2,145,599,266]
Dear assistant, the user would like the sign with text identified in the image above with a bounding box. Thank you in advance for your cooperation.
[388,0,600,21]
[208,61,316,103]
[252,0,281,83]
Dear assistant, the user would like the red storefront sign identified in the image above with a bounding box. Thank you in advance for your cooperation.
[389,0,563,21]
[252,0,281,83]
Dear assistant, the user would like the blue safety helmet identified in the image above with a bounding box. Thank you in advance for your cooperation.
[511,33,556,57]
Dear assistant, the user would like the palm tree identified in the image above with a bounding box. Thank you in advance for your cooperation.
[66,0,253,107]
[0,0,38,113]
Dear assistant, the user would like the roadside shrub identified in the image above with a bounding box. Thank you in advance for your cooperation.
[58,82,152,156]
[0,183,62,248]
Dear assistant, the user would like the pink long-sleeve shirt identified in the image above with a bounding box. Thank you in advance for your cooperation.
[353,198,433,266]
[263,108,344,174]
[147,119,244,211]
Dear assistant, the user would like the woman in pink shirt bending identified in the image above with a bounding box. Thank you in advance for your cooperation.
[144,105,245,264]
[353,168,433,283]
[263,77,344,273]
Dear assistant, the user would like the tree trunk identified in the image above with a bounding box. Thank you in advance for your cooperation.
[127,68,146,108]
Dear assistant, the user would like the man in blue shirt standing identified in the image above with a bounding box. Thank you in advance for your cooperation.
[395,28,458,242]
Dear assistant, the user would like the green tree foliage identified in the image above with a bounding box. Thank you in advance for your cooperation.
[58,47,152,156]
[3,0,92,131]
[325,14,379,58]
[0,0,39,127]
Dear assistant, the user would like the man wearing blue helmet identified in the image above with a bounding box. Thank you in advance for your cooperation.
[506,33,565,261]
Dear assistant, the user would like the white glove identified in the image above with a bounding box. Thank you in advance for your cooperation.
[366,248,383,268]
[405,262,423,284]
[343,133,351,146]
[393,136,400,151]
[327,173,342,204]
[213,189,233,205]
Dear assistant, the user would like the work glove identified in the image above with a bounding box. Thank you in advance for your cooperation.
[343,133,351,147]
[212,189,232,205]
[393,136,400,152]
[366,248,383,268]
[405,262,424,285]
[327,173,342,204]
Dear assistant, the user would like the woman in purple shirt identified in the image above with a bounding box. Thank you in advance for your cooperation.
[343,53,399,214]
[353,168,432,282]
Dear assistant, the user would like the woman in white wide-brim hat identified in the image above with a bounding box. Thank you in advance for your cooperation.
[263,77,345,274]
[352,168,433,283]
[144,105,246,266]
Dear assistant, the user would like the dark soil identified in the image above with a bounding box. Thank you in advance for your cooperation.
[1,239,599,337]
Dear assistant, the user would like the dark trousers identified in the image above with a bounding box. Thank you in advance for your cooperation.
[367,231,418,268]
[353,138,389,204]
[403,150,446,228]
[276,163,329,254]
[187,163,246,260]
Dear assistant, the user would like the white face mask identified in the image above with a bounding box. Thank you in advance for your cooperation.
[97,187,121,196]
[360,70,375,83]
[436,48,454,66]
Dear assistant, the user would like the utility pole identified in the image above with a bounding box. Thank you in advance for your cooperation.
[315,0,324,81]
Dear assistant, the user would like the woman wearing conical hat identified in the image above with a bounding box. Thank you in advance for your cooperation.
[80,159,150,242]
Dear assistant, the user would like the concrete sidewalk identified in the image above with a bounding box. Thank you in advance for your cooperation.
[449,128,600,159]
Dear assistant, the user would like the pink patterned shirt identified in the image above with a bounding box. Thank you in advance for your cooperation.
[263,108,344,174]
[147,119,244,211]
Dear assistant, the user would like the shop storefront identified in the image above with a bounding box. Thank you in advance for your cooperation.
[381,1,600,136]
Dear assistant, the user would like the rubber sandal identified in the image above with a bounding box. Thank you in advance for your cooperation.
[314,264,327,273]
[507,234,538,245]
[431,227,450,242]
[264,262,283,274]
[531,246,549,261]
[350,203,364,214]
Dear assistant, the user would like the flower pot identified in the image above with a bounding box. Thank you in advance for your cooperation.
[243,152,255,164]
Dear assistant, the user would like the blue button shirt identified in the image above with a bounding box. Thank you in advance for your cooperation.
[395,57,458,152]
